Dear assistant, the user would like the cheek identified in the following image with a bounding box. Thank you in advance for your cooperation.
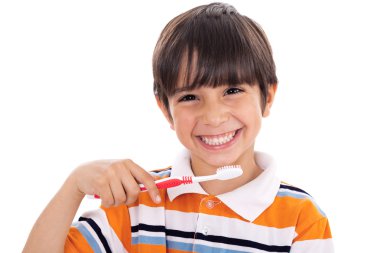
[236,100,262,128]
[172,115,196,147]
[172,110,194,133]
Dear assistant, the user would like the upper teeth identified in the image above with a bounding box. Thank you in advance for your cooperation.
[200,131,236,146]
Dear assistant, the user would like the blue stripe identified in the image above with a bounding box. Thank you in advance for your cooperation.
[150,169,171,177]
[133,238,255,252]
[73,222,104,253]
[193,243,250,253]
[167,240,193,251]
[131,235,166,245]
[277,191,326,217]
[277,191,308,199]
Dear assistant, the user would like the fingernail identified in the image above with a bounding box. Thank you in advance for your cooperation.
[155,195,161,203]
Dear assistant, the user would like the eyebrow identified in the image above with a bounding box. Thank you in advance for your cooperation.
[172,86,195,95]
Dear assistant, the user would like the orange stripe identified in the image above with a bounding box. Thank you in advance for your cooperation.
[131,243,166,252]
[167,249,193,253]
[259,195,326,228]
[135,191,326,230]
[101,205,132,251]
[294,217,332,241]
[165,193,206,212]
[164,193,325,229]
[254,196,307,228]
[65,227,94,253]
[292,199,332,241]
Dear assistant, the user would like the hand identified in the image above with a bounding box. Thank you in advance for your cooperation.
[69,159,161,207]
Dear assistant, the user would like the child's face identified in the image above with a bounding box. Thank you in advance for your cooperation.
[158,82,276,170]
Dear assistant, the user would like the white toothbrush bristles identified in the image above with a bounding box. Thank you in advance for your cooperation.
[216,165,243,180]
[192,165,243,183]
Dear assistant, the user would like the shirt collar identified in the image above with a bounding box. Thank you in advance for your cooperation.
[167,149,280,222]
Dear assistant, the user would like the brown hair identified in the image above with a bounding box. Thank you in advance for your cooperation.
[153,2,277,112]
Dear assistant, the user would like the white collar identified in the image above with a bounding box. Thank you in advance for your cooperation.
[167,149,280,222]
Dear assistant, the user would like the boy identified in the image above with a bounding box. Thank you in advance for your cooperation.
[23,2,333,252]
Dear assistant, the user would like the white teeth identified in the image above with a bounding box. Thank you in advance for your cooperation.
[200,131,236,146]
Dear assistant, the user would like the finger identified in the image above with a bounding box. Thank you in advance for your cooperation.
[109,175,128,206]
[99,183,115,207]
[120,169,142,205]
[125,160,161,204]
[91,173,115,207]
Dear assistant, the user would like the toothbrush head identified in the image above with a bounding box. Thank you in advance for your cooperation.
[216,165,243,180]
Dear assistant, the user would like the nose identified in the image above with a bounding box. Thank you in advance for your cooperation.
[201,100,229,127]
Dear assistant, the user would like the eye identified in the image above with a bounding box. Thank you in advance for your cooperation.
[178,94,197,102]
[224,87,243,95]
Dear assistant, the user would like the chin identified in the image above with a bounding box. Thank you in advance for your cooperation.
[202,155,239,168]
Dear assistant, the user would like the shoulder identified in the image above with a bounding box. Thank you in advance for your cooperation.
[276,182,327,218]
[268,182,332,238]
[276,183,333,246]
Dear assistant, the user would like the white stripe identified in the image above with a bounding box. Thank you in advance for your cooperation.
[131,230,166,238]
[166,207,294,247]
[165,209,199,232]
[81,209,128,253]
[129,205,294,246]
[127,202,297,250]
[196,213,293,245]
[290,239,334,253]
[128,204,166,227]
[80,221,107,253]
[167,210,294,246]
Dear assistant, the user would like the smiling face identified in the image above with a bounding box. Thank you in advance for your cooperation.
[157,82,276,176]
[152,3,278,179]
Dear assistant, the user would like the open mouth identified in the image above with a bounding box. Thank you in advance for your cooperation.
[198,129,240,146]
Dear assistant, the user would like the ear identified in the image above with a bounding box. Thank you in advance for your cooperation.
[262,83,277,117]
[155,96,175,130]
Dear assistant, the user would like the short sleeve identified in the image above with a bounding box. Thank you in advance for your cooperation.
[64,205,131,253]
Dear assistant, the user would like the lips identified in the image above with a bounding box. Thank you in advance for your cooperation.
[198,129,238,146]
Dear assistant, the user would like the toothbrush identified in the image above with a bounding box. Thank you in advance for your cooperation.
[139,165,242,191]
[90,165,242,198]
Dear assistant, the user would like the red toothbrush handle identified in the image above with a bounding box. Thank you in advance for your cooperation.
[92,177,193,198]
[140,178,185,191]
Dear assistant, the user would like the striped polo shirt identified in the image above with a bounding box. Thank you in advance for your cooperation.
[65,150,333,252]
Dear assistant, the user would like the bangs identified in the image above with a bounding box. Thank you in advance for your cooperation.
[166,14,264,96]
[153,3,277,109]
[179,20,259,92]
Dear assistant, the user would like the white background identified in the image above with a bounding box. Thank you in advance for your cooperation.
[1,0,379,252]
